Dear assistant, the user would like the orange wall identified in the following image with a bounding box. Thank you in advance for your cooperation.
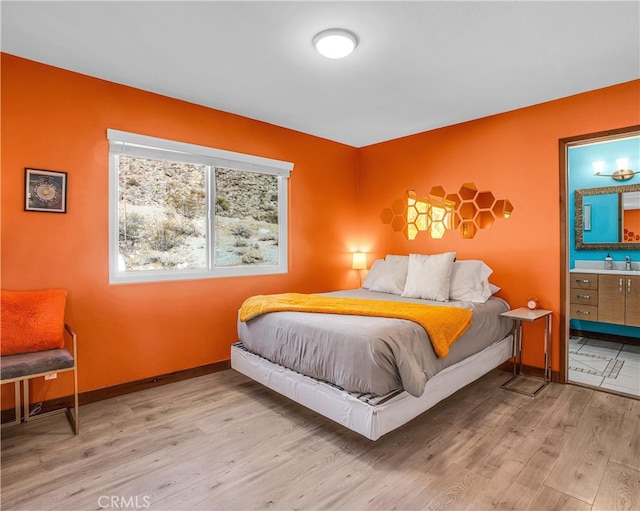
[1,54,360,403]
[3,53,640,406]
[358,79,640,371]
[624,209,640,241]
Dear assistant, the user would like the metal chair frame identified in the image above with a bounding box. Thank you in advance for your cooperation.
[1,324,78,434]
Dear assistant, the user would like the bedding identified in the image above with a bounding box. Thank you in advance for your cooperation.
[363,255,499,303]
[239,292,472,358]
[366,255,409,294]
[401,252,456,301]
[237,289,512,398]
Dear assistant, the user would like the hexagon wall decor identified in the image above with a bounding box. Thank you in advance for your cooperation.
[381,183,514,239]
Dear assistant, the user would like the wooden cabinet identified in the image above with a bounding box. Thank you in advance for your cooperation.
[570,272,639,327]
[597,274,640,327]
[570,273,598,322]
[599,275,625,324]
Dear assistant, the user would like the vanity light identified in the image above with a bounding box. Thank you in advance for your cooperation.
[593,158,638,181]
[313,29,358,59]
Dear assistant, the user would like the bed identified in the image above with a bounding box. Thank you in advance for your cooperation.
[231,255,514,440]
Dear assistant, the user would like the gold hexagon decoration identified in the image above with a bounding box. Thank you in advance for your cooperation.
[459,183,478,201]
[405,223,418,240]
[381,185,513,239]
[451,212,461,229]
[446,193,460,210]
[380,208,394,224]
[459,202,477,220]
[475,210,496,230]
[492,199,514,219]
[430,220,447,239]
[460,221,478,239]
[391,215,406,232]
[391,198,406,215]
[475,191,495,210]
[429,186,446,198]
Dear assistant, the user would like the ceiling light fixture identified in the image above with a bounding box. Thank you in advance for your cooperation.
[313,28,358,59]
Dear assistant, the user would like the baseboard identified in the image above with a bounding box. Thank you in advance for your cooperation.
[1,359,230,424]
[570,329,640,347]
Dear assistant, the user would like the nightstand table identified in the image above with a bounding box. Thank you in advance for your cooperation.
[500,307,552,397]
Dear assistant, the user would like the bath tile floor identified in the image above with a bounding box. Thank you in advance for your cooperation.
[569,336,640,397]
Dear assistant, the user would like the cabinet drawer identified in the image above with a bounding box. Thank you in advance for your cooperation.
[571,273,598,290]
[570,289,598,306]
[570,304,598,321]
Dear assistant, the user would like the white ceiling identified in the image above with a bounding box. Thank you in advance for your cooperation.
[2,1,639,147]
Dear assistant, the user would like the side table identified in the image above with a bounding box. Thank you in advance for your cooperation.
[500,307,552,397]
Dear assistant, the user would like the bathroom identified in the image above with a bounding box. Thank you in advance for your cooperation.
[567,131,640,397]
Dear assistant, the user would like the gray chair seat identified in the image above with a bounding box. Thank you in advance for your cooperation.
[1,349,74,381]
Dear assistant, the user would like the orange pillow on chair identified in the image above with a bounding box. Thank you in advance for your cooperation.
[1,289,67,356]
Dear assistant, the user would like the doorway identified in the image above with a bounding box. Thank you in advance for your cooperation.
[559,125,640,398]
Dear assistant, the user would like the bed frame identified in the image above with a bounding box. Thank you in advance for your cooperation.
[230,334,513,441]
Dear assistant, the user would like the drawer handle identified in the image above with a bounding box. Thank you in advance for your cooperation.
[576,279,591,283]
[629,278,632,292]
[576,310,590,315]
[576,294,591,299]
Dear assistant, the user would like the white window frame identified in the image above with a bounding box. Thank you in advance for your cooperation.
[108,129,293,284]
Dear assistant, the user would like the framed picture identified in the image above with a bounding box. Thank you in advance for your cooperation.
[25,168,67,213]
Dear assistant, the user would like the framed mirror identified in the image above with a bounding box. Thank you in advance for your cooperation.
[575,183,640,249]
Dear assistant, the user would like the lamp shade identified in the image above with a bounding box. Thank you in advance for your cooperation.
[616,157,629,170]
[592,161,605,175]
[352,252,367,270]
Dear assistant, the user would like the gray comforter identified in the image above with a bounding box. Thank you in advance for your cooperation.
[237,289,512,397]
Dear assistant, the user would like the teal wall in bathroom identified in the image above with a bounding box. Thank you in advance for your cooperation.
[569,136,640,265]
[583,193,619,244]
[569,136,640,339]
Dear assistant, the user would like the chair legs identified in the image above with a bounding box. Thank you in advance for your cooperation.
[1,382,22,428]
[3,372,79,434]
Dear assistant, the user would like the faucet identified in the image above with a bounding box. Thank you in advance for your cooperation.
[626,256,632,271]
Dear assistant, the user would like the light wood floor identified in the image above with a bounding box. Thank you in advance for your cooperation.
[1,368,638,511]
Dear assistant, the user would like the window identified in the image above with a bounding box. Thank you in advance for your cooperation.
[108,129,293,284]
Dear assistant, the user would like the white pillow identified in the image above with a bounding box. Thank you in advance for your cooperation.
[367,255,409,295]
[401,252,456,302]
[362,259,384,289]
[449,260,494,303]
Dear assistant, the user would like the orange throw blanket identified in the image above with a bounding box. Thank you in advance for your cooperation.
[240,293,472,358]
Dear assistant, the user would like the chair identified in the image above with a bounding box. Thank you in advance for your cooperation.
[1,290,79,434]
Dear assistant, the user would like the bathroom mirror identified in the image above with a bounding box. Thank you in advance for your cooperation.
[575,184,640,249]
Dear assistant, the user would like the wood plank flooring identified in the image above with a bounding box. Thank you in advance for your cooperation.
[1,368,638,510]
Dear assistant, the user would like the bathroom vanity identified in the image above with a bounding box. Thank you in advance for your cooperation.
[570,267,640,327]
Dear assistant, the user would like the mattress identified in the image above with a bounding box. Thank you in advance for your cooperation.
[237,289,512,397]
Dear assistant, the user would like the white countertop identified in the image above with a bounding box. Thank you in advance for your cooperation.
[572,260,640,275]
[570,268,640,275]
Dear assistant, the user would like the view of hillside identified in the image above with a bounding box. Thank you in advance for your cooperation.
[117,156,279,271]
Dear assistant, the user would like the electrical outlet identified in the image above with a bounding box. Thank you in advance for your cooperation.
[44,373,57,380]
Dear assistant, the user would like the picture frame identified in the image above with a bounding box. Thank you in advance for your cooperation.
[25,168,67,213]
